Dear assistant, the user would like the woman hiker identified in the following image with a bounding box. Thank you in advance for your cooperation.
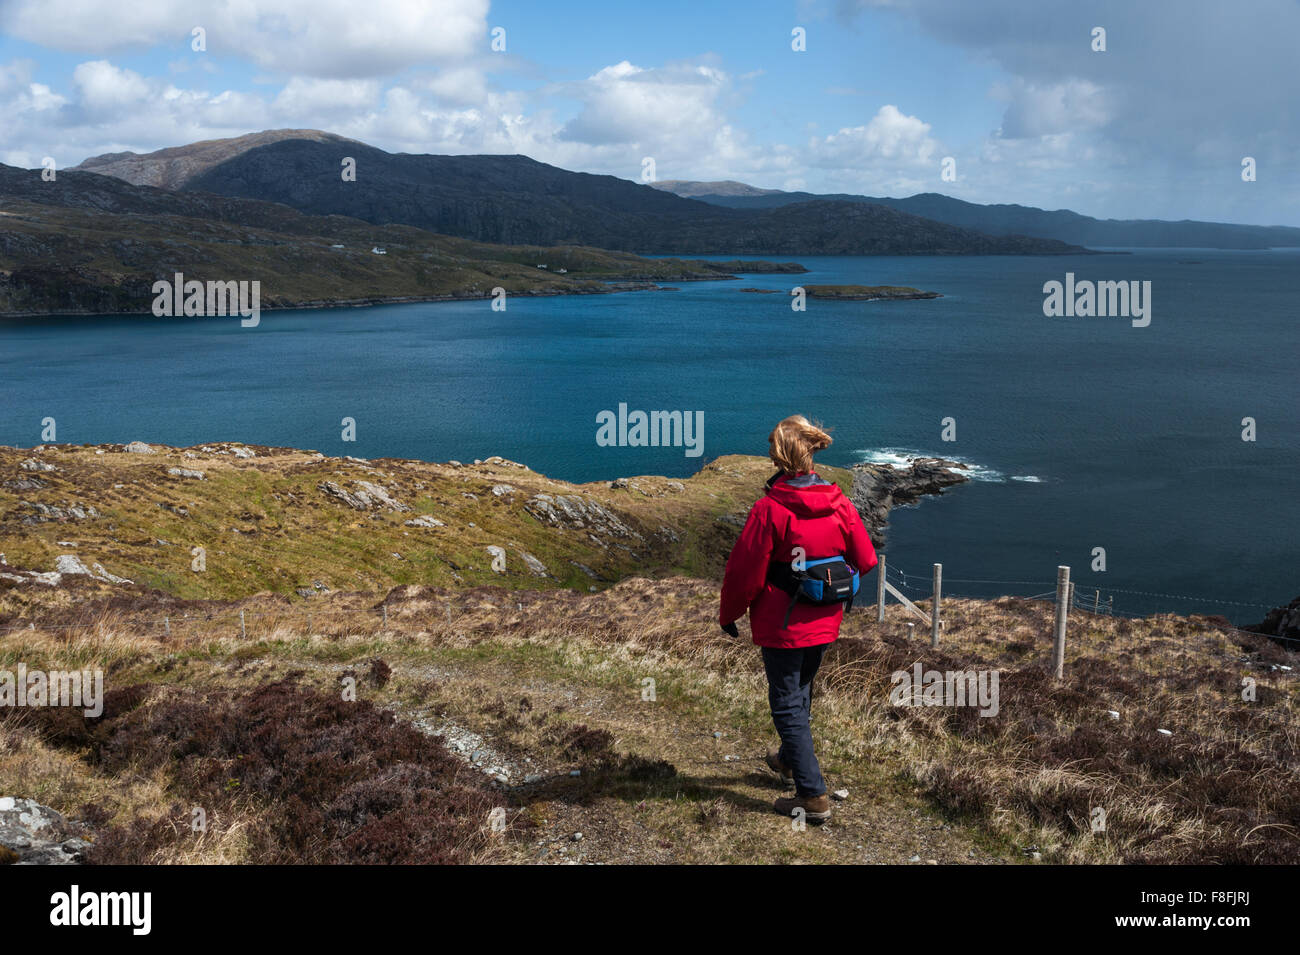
[719,415,878,823]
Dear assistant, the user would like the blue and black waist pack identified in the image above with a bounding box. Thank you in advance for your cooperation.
[767,555,860,626]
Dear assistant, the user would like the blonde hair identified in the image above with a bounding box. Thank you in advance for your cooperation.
[768,415,832,475]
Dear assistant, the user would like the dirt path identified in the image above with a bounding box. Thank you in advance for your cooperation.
[365,654,1013,865]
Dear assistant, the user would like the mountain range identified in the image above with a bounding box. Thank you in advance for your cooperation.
[13,126,1292,317]
[648,181,1300,250]
[68,130,1083,257]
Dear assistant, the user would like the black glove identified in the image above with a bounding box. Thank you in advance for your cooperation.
[720,621,740,638]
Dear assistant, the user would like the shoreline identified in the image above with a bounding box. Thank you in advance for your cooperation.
[0,274,738,321]
[0,265,811,321]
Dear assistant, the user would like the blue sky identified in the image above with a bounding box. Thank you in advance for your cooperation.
[1,0,1296,225]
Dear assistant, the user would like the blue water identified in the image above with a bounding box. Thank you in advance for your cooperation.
[2,249,1297,622]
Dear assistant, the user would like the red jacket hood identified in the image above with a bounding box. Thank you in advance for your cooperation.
[764,471,843,518]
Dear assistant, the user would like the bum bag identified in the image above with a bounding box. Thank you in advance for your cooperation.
[766,555,860,627]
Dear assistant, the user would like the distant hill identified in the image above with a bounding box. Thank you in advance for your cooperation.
[74,129,359,192]
[649,181,1300,250]
[652,179,784,198]
[0,164,795,317]
[71,131,1086,256]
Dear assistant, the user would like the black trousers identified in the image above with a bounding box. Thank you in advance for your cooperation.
[761,643,829,797]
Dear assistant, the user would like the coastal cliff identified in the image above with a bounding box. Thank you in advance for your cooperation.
[0,444,962,602]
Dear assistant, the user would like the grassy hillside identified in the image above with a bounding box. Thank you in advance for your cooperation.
[0,164,804,317]
[1,444,1295,865]
[0,443,831,603]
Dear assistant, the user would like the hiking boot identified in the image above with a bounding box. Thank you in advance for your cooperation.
[765,747,794,787]
[773,793,832,823]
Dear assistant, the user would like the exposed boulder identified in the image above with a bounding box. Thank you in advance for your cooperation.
[166,466,206,480]
[54,554,133,585]
[0,797,91,865]
[19,458,56,472]
[318,480,410,512]
[524,493,642,541]
[404,514,445,528]
[123,441,156,454]
[519,551,548,577]
[3,477,47,491]
[476,455,527,469]
[19,501,100,524]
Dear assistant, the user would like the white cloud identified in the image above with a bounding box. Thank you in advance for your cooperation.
[994,78,1110,140]
[0,0,489,78]
[71,60,154,114]
[559,61,732,147]
[273,77,383,116]
[813,104,939,163]
[418,68,490,108]
[800,104,943,193]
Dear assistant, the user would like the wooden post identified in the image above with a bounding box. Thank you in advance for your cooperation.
[1094,589,1100,614]
[876,555,887,622]
[906,622,915,641]
[931,563,942,647]
[164,615,170,637]
[382,604,388,628]
[240,609,246,639]
[1052,565,1070,679]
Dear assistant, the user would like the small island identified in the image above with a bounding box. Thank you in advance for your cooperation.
[802,284,941,301]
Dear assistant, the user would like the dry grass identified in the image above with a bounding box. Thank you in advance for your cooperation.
[2,575,1295,864]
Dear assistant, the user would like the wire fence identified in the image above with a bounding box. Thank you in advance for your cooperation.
[0,563,1294,695]
[882,558,1290,637]
[875,556,1298,711]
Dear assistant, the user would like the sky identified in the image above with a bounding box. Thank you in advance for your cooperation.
[0,0,1296,225]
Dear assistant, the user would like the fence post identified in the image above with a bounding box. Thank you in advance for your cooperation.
[164,615,170,637]
[931,563,942,647]
[1094,589,1100,614]
[906,622,915,641]
[239,609,246,639]
[382,604,388,628]
[1052,565,1070,679]
[876,555,887,622]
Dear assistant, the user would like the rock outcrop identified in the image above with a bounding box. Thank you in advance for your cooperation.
[318,480,410,512]
[850,457,971,541]
[524,493,642,541]
[0,797,91,865]
[1246,596,1300,649]
[19,501,100,524]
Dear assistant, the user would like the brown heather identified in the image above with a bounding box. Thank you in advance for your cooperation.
[1,447,1295,864]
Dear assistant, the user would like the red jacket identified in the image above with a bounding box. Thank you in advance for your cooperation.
[719,471,878,648]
